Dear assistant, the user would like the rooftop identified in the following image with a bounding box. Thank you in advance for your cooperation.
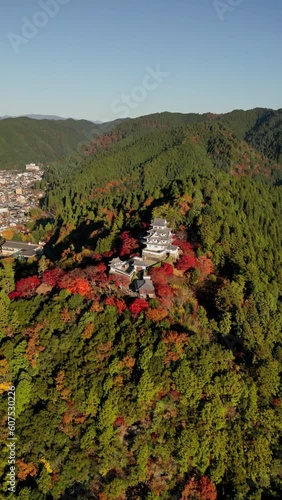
[152,218,167,227]
[133,279,155,295]
[1,240,42,251]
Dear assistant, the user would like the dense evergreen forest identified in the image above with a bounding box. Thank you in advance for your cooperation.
[0,109,282,500]
[1,107,281,170]
[0,118,105,169]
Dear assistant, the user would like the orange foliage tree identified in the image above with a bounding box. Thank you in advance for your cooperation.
[181,476,217,500]
[17,460,37,481]
[146,308,168,322]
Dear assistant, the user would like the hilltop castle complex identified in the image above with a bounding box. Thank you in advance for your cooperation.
[109,218,180,299]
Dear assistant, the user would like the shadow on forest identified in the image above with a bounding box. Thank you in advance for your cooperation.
[42,181,200,265]
[44,218,106,261]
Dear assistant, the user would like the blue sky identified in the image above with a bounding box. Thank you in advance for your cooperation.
[1,0,281,121]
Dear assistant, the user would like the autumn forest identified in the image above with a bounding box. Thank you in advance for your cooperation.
[0,108,282,500]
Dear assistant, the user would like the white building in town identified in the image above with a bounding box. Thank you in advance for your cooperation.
[26,163,40,172]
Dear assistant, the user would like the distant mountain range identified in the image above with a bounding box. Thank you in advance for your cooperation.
[0,115,130,169]
[0,117,106,169]
[0,114,104,124]
[1,108,281,172]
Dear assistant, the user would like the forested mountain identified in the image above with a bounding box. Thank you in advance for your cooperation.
[41,113,282,233]
[0,108,282,500]
[1,108,282,171]
[220,108,282,163]
[0,117,104,169]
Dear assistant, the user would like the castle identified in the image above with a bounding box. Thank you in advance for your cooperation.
[142,218,179,261]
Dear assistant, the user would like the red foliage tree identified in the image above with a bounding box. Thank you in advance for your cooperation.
[84,263,107,283]
[57,272,74,291]
[42,268,65,288]
[109,274,131,288]
[177,254,197,271]
[85,131,123,157]
[113,416,126,428]
[161,262,174,275]
[155,284,174,298]
[95,263,107,274]
[173,238,194,254]
[105,297,126,314]
[25,325,45,368]
[9,276,41,299]
[119,231,139,257]
[196,256,214,276]
[91,253,103,262]
[129,298,149,317]
[150,267,168,286]
[272,397,281,407]
[57,270,92,297]
[102,250,115,259]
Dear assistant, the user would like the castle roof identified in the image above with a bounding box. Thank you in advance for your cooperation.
[152,218,167,227]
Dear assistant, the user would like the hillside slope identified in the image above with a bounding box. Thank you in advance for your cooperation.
[0,117,103,169]
[39,115,282,242]
[219,108,282,163]
[1,107,282,171]
[0,108,282,499]
[1,160,282,500]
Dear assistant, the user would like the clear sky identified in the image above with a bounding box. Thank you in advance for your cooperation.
[1,0,281,121]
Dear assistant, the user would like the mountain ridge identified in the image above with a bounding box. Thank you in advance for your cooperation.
[1,107,282,173]
[0,114,108,124]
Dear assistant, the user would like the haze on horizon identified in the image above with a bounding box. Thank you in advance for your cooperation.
[1,0,281,122]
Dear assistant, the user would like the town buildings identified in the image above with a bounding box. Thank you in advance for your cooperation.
[0,169,44,233]
[26,163,41,172]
